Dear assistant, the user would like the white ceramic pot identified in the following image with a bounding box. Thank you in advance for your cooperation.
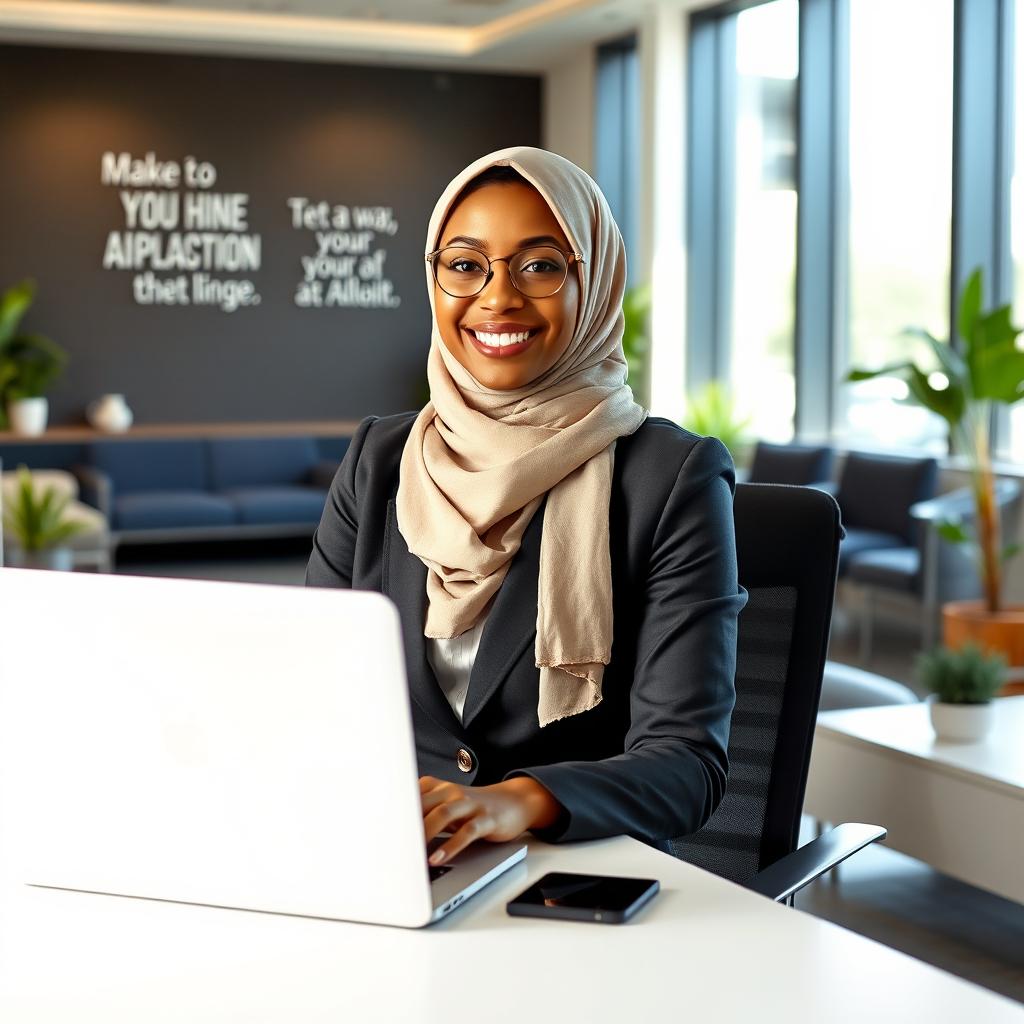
[6,545,73,571]
[7,397,48,436]
[86,393,133,433]
[927,695,995,743]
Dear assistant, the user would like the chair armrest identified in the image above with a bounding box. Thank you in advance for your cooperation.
[309,458,340,490]
[71,464,113,519]
[743,822,887,903]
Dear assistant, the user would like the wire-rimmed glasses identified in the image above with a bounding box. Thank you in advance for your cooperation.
[426,245,584,299]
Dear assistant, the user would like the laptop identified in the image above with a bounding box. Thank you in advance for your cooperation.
[0,567,526,927]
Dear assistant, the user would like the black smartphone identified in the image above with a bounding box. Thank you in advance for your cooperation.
[506,871,659,924]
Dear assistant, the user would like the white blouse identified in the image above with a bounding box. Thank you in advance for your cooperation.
[425,608,490,723]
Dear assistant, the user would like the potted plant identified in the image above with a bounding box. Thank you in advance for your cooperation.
[2,465,89,570]
[916,643,1005,742]
[683,379,752,464]
[0,279,68,435]
[846,268,1024,682]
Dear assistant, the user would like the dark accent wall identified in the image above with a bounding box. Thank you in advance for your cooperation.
[0,45,542,425]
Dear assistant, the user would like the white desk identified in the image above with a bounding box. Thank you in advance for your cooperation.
[805,696,1024,904]
[0,835,1021,1023]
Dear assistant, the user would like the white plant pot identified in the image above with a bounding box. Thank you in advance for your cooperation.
[927,695,995,743]
[7,397,48,436]
[6,545,73,571]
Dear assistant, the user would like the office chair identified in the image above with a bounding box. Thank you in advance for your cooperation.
[670,482,886,903]
[851,478,1022,660]
[746,441,834,489]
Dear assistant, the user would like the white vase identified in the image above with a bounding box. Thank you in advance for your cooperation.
[927,695,995,743]
[86,393,133,433]
[6,545,73,571]
[7,397,48,436]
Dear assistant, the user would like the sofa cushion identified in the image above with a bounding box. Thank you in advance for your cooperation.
[208,438,319,490]
[0,443,88,473]
[845,546,920,591]
[220,486,328,526]
[91,441,207,495]
[113,491,236,531]
[838,527,906,574]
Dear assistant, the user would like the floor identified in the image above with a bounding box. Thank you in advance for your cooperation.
[113,544,1024,1006]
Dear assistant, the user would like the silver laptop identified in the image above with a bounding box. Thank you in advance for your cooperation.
[0,567,526,927]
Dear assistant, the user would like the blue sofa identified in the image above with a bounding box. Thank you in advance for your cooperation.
[0,434,350,552]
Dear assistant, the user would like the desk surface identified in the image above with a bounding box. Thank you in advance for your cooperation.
[816,695,1024,796]
[0,836,1021,1023]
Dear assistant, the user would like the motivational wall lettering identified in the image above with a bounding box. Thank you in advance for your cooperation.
[288,198,401,310]
[100,151,262,313]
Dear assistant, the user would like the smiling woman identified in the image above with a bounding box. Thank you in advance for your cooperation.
[306,146,746,870]
[427,169,583,390]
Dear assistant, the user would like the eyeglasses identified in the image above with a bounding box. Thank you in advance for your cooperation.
[425,245,584,299]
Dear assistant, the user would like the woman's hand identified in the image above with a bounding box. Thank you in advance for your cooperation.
[420,775,564,866]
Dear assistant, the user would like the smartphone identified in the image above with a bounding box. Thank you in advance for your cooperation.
[506,871,659,924]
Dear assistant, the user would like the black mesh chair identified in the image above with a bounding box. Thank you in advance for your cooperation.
[671,482,885,902]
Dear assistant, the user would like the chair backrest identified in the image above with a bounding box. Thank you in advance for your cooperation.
[670,483,842,884]
[747,441,833,486]
[836,451,937,543]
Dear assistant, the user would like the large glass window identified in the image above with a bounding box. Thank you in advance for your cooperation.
[1006,0,1024,457]
[728,0,799,442]
[1014,0,1024,337]
[595,38,640,279]
[839,0,954,451]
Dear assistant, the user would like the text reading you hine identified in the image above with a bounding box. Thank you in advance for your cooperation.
[100,151,261,313]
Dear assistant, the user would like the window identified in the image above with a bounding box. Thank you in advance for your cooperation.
[729,0,799,442]
[687,0,1014,460]
[686,0,798,442]
[1014,0,1024,325]
[840,0,954,452]
[595,37,640,279]
[1005,0,1024,458]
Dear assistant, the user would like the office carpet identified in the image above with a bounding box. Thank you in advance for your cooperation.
[113,548,1024,1005]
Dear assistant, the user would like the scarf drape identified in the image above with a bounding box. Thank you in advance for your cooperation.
[396,146,647,727]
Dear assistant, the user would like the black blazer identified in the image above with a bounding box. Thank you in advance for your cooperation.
[306,411,745,845]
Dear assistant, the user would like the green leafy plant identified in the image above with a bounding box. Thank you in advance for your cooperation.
[0,280,68,428]
[683,380,752,461]
[846,268,1024,613]
[915,643,1006,704]
[621,283,652,407]
[2,465,89,552]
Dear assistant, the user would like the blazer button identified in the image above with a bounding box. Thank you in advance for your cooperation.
[457,748,474,773]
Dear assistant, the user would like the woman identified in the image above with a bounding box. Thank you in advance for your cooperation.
[306,146,745,869]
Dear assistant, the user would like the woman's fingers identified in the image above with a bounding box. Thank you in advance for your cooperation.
[423,796,477,842]
[430,815,497,866]
[420,781,465,816]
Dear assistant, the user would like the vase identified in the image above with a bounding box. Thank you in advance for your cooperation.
[86,393,133,433]
[927,695,995,742]
[942,600,1024,697]
[6,545,73,570]
[6,397,48,436]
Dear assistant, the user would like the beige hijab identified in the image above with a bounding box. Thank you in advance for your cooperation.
[396,146,647,727]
